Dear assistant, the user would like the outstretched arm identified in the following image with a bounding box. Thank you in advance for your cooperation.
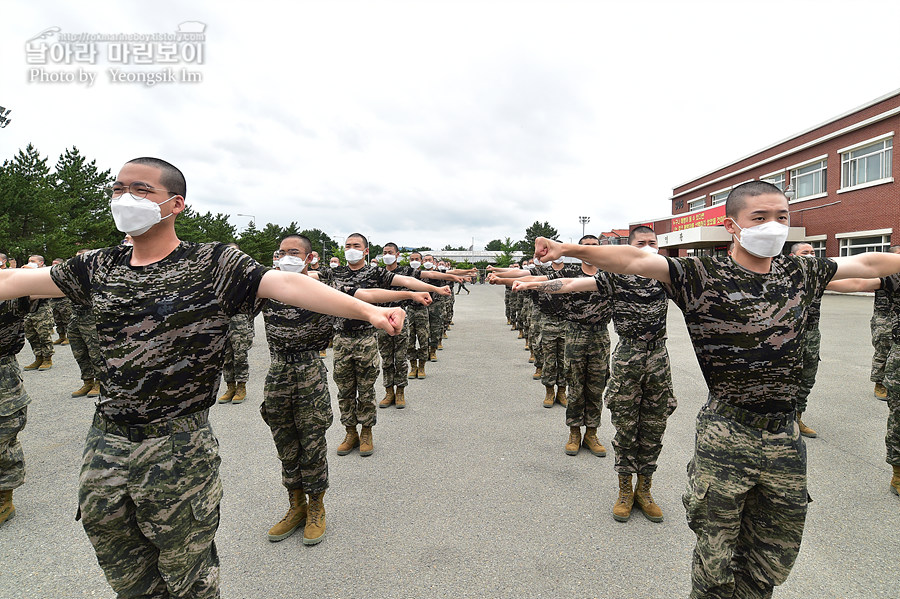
[826,278,882,293]
[0,269,64,300]
[391,274,452,296]
[512,277,598,294]
[833,253,900,280]
[355,288,432,306]
[534,237,670,284]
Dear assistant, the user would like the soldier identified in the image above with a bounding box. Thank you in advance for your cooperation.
[50,258,72,345]
[405,252,430,379]
[218,243,255,405]
[535,180,900,598]
[21,256,54,372]
[0,295,31,527]
[870,246,900,400]
[262,234,429,545]
[790,243,821,437]
[67,249,103,398]
[0,156,405,598]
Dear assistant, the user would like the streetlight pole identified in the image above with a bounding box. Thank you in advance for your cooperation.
[578,216,590,237]
[236,213,256,228]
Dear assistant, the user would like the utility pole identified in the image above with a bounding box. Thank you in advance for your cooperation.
[578,216,590,237]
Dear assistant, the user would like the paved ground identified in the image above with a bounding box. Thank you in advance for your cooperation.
[1,285,897,598]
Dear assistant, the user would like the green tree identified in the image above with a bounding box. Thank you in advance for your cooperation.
[518,221,559,253]
[175,207,237,244]
[0,144,54,262]
[496,237,517,268]
[51,147,117,256]
[300,228,339,258]
[485,239,504,251]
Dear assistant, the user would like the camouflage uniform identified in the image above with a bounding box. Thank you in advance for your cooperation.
[222,313,254,383]
[51,241,267,598]
[378,264,421,388]
[504,286,513,323]
[1,298,31,493]
[538,264,580,388]
[428,295,445,354]
[666,254,836,598]
[529,293,544,371]
[50,297,72,339]
[871,288,891,383]
[796,297,822,415]
[330,265,396,427]
[406,304,430,363]
[878,275,900,469]
[24,298,54,360]
[68,304,103,381]
[600,273,675,475]
[521,295,533,343]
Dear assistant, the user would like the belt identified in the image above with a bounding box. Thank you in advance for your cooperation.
[704,398,793,433]
[337,327,375,338]
[92,409,209,443]
[270,350,318,364]
[618,336,666,350]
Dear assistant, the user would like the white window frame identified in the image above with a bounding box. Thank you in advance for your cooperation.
[687,196,706,211]
[836,228,892,257]
[788,155,828,202]
[839,134,893,192]
[760,169,786,191]
[709,186,730,206]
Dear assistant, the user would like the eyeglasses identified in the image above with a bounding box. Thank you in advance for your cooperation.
[107,182,174,199]
[275,249,305,258]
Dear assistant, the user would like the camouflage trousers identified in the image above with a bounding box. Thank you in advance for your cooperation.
[51,297,72,339]
[683,408,806,598]
[24,303,54,360]
[79,412,222,598]
[223,314,254,383]
[69,307,103,381]
[512,291,523,329]
[530,304,544,370]
[333,330,379,427]
[406,305,430,362]
[0,356,30,490]
[428,298,445,352]
[504,288,512,322]
[540,315,567,387]
[564,323,610,428]
[378,319,409,388]
[605,339,676,475]
[796,326,820,415]
[260,354,333,494]
[870,311,891,383]
[445,290,454,327]
[521,296,533,340]
[881,345,900,466]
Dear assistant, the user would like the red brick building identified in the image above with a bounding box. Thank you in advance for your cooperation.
[638,88,900,257]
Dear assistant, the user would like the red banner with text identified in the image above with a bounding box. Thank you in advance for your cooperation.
[671,204,725,231]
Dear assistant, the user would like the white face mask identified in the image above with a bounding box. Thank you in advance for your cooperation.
[330,261,340,268]
[382,254,397,265]
[553,257,564,264]
[409,260,422,269]
[110,193,175,236]
[345,248,365,264]
[424,261,434,270]
[639,245,659,254]
[533,258,544,267]
[310,257,319,265]
[438,265,447,272]
[733,221,790,258]
[23,262,39,269]
[278,255,307,273]
[524,264,534,270]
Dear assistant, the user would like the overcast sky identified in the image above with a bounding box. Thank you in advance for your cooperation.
[2,0,898,250]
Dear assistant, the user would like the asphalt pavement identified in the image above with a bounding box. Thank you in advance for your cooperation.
[0,285,897,599]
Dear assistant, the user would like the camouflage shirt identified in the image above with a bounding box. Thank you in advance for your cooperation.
[535,264,580,318]
[545,265,612,328]
[263,275,358,353]
[599,273,667,341]
[874,287,890,315]
[50,242,268,424]
[664,254,837,414]
[0,297,30,357]
[329,265,396,332]
[879,274,900,342]
[382,264,423,308]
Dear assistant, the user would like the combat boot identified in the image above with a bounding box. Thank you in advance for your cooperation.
[583,427,607,457]
[336,426,359,456]
[232,382,247,404]
[875,383,888,400]
[543,386,555,408]
[303,491,326,545]
[417,360,426,379]
[71,379,94,398]
[267,488,307,542]
[635,474,663,522]
[565,426,581,455]
[891,465,900,496]
[23,357,42,371]
[319,349,327,358]
[442,331,448,340]
[53,335,66,345]
[532,367,542,380]
[217,382,236,404]
[359,426,374,457]
[797,413,817,438]
[408,361,418,379]
[437,340,444,350]
[395,386,406,409]
[87,381,100,397]
[612,474,634,522]
[38,357,53,371]
[0,489,14,527]
[379,386,395,408]
[517,330,524,339]
[556,385,568,407]
[528,350,535,364]
[429,349,437,362]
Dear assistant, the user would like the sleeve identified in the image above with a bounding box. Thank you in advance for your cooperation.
[595,272,614,296]
[804,257,839,298]
[378,268,396,288]
[212,244,270,318]
[661,257,695,311]
[50,251,97,306]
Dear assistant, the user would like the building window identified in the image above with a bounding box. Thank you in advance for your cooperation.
[841,138,892,189]
[762,171,785,190]
[688,197,706,211]
[839,234,890,257]
[810,240,826,257]
[790,159,827,199]
[710,190,729,205]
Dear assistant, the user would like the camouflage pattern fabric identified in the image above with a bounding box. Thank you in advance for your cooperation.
[67,305,103,381]
[445,288,455,328]
[547,266,613,328]
[564,323,609,427]
[332,330,379,427]
[540,315,567,387]
[521,295,532,339]
[683,409,807,597]
[329,265,395,332]
[870,292,891,383]
[260,355,333,494]
[796,326,820,415]
[24,299,54,359]
[606,341,676,475]
[79,416,221,598]
[427,297,444,352]
[1,351,30,490]
[222,313,255,383]
[504,287,512,322]
[529,301,544,370]
[0,297,30,358]
[50,297,72,339]
[878,274,900,466]
[601,273,667,341]
[378,319,409,388]
[50,242,268,425]
[406,304,429,362]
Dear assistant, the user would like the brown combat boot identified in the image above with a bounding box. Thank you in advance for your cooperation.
[337,426,359,456]
[231,382,247,404]
[71,379,94,397]
[53,335,66,345]
[217,382,236,404]
[891,465,900,496]
[319,349,327,358]
[395,386,406,409]
[38,357,53,371]
[359,426,374,456]
[613,474,634,522]
[875,383,888,400]
[556,385,568,407]
[797,412,817,438]
[635,474,663,522]
[408,361,418,379]
[532,367,542,380]
[543,386,555,408]
[429,349,437,362]
[0,489,14,527]
[87,381,101,397]
[437,340,444,350]
[417,360,426,379]
[565,427,581,456]
[267,488,307,542]
[517,330,524,339]
[528,350,535,363]
[583,427,607,457]
[303,491,326,545]
[23,357,42,371]
[379,386,395,408]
